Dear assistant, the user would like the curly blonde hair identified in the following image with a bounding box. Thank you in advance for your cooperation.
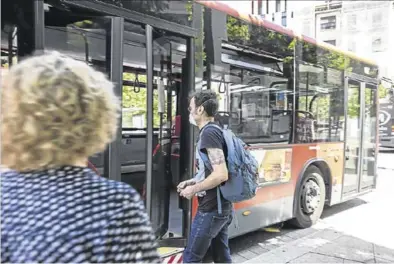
[1,51,120,172]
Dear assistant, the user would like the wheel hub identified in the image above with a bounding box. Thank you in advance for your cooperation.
[301,179,321,214]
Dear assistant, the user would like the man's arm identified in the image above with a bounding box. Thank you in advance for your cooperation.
[193,148,228,193]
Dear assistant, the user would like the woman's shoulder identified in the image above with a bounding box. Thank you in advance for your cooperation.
[82,168,144,205]
[1,165,140,201]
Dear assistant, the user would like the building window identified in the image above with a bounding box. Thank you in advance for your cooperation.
[258,0,263,15]
[372,37,382,52]
[266,0,269,14]
[320,15,336,30]
[282,13,287,27]
[284,0,287,12]
[276,0,280,12]
[324,40,336,46]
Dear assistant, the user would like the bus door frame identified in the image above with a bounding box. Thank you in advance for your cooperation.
[59,0,197,248]
[342,72,379,200]
[144,28,196,248]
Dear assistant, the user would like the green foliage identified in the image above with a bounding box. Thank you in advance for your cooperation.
[347,88,360,118]
[378,84,388,99]
[227,16,250,44]
[195,5,206,74]
[122,72,160,128]
[122,72,176,128]
[186,1,193,21]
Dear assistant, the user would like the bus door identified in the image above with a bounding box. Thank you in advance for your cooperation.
[378,80,394,148]
[343,76,378,197]
[121,23,195,250]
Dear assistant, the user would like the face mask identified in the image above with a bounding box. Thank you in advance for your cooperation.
[189,113,197,126]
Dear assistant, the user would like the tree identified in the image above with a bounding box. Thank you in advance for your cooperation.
[123,72,176,128]
[123,72,160,128]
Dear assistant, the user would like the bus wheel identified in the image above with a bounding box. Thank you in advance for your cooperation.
[290,165,326,229]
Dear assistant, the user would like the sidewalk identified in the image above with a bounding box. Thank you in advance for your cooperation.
[244,226,394,263]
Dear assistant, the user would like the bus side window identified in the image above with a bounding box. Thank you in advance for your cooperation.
[296,62,345,143]
[208,64,292,144]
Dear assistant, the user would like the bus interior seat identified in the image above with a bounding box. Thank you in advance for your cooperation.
[295,111,316,143]
[272,111,291,135]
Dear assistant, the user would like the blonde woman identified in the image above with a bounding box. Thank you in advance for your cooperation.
[1,52,161,263]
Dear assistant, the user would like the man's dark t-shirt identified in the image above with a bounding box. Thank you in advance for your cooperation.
[197,122,232,213]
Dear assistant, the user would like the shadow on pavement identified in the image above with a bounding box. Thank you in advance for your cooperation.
[321,198,367,219]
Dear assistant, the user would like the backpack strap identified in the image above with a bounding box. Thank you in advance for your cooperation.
[217,187,223,215]
[197,123,223,171]
[199,123,224,215]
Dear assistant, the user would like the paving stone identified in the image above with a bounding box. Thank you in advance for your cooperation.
[276,234,295,243]
[231,253,247,263]
[334,235,374,253]
[343,259,363,263]
[258,237,287,250]
[237,249,259,260]
[289,252,344,263]
[295,237,332,250]
[374,257,392,263]
[313,242,375,263]
[284,228,318,239]
[246,243,312,263]
[374,245,394,262]
[249,245,269,255]
[309,228,343,242]
[364,257,392,263]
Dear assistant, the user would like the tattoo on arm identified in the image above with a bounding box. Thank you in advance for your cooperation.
[207,148,225,165]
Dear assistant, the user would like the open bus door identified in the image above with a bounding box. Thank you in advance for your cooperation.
[87,22,194,261]
[117,24,195,260]
[342,73,378,199]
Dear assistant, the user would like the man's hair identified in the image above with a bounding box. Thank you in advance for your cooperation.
[191,90,218,117]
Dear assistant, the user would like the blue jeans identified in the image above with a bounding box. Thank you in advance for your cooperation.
[183,209,233,263]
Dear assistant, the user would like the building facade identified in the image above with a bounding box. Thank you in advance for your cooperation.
[223,0,297,27]
[296,1,394,79]
[221,0,393,79]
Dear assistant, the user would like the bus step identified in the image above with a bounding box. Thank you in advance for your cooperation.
[157,237,186,248]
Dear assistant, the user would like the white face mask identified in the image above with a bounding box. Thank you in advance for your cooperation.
[189,113,197,126]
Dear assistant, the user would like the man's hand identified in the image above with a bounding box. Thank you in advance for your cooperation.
[177,179,196,193]
[179,185,197,200]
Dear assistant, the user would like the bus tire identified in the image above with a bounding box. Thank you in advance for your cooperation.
[289,165,326,229]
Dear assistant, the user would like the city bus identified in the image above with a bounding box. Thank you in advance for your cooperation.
[378,78,394,149]
[1,0,380,262]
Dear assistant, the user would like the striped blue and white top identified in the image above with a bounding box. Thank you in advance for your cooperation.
[1,165,161,263]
